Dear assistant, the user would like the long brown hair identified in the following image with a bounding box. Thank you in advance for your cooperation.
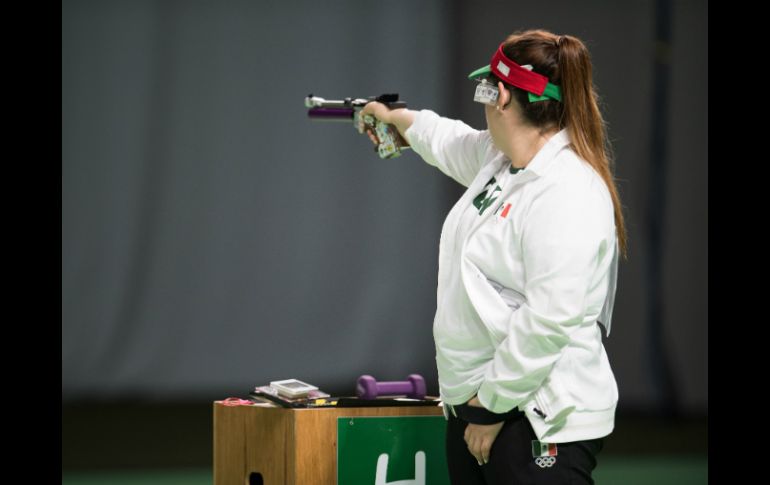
[491,30,628,258]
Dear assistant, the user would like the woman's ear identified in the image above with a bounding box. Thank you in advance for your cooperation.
[497,81,510,111]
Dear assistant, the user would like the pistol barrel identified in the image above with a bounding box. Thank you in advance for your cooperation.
[307,107,354,120]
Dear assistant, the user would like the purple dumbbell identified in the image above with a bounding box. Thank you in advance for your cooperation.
[356,374,427,400]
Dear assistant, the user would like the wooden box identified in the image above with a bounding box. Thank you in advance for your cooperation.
[213,402,443,485]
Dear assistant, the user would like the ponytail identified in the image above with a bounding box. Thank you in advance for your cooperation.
[558,35,628,259]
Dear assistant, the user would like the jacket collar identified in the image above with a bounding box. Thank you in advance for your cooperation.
[515,128,571,178]
[470,128,572,195]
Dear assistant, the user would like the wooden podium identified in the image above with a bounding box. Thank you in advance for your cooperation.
[213,401,444,485]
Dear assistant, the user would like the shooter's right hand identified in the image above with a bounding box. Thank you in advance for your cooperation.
[358,101,392,146]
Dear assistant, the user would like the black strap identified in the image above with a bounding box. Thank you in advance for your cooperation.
[451,403,525,424]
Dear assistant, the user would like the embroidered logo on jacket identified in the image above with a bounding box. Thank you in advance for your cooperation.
[473,176,501,215]
[493,202,513,218]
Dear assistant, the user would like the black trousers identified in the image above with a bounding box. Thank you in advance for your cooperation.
[445,412,604,485]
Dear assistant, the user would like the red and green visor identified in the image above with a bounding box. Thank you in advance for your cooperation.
[468,44,562,103]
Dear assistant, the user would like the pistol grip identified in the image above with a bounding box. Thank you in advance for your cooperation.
[374,120,408,159]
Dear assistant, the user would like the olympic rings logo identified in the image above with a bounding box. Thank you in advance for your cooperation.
[534,456,557,468]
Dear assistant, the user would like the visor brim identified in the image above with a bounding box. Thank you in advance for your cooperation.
[467,65,492,80]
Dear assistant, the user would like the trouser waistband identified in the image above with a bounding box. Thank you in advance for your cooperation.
[445,402,525,425]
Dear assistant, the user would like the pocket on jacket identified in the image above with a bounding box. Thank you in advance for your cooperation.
[498,287,525,311]
[487,277,526,311]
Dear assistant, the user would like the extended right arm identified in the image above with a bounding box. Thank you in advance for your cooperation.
[360,103,494,187]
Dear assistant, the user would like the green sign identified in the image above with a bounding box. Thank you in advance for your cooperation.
[337,415,449,485]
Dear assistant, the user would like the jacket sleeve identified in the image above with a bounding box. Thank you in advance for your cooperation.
[476,182,614,414]
[403,109,495,187]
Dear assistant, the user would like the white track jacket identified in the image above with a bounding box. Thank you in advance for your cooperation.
[404,110,619,443]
